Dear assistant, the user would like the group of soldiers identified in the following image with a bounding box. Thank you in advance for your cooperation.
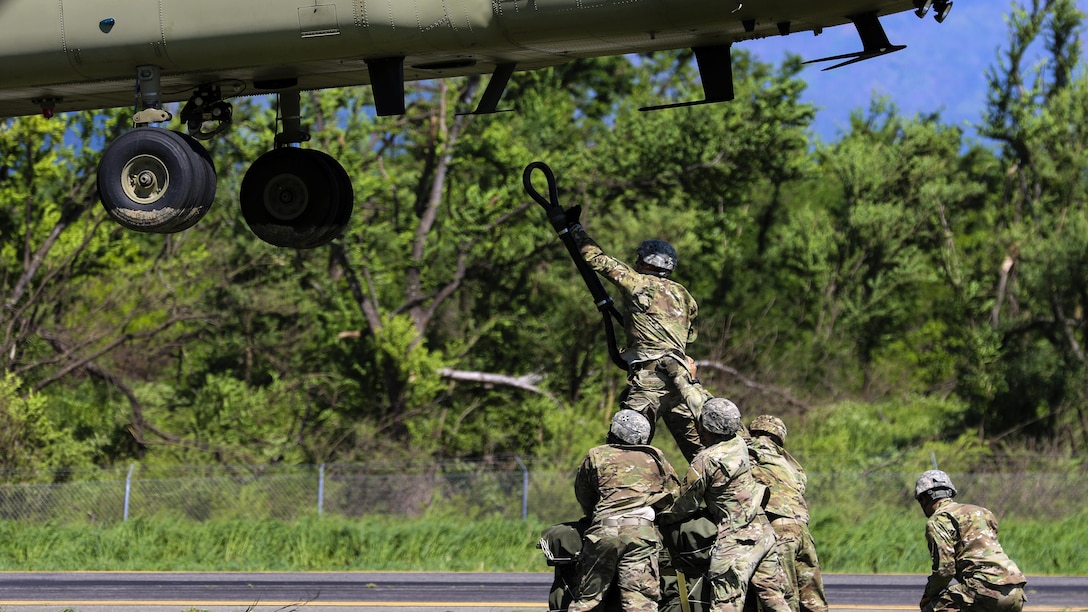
[553,403,823,612]
[540,217,1027,612]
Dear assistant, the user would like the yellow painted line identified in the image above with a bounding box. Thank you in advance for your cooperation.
[826,601,913,605]
[0,597,1079,612]
[827,607,1085,612]
[0,602,546,609]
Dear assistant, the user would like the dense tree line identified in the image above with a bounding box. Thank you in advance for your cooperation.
[1,0,1084,477]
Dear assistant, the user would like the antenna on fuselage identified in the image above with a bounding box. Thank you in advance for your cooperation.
[803,12,907,71]
[639,44,735,112]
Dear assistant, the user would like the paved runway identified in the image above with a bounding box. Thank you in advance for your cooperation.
[0,571,1083,612]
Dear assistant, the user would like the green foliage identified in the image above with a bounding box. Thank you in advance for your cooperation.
[793,395,977,471]
[2,3,1088,475]
[976,0,1088,442]
[754,100,996,397]
[0,373,98,474]
[800,398,912,453]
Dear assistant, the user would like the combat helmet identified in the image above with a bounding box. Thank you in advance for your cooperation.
[914,469,958,501]
[610,409,651,445]
[701,398,742,437]
[636,239,677,276]
[749,414,787,444]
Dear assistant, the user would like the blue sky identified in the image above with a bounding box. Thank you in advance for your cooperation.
[740,1,1088,145]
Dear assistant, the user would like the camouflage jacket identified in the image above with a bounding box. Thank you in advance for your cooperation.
[923,499,1027,600]
[659,434,768,533]
[570,224,698,363]
[748,435,810,523]
[575,443,681,522]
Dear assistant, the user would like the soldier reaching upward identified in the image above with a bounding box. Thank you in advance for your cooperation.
[553,204,705,462]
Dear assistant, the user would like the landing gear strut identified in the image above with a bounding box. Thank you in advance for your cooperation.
[914,0,953,22]
[240,90,354,249]
[97,68,353,247]
[97,65,216,233]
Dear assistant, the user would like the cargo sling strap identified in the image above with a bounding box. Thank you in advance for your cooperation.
[524,161,628,372]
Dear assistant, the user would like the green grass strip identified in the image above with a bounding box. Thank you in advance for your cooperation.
[0,511,1084,574]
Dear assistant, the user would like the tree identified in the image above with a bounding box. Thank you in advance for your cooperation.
[977,0,1087,445]
[0,373,98,476]
[0,111,213,464]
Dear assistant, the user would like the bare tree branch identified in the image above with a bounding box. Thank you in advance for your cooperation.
[38,328,258,462]
[438,367,564,410]
[30,309,206,392]
[404,79,480,337]
[694,359,811,411]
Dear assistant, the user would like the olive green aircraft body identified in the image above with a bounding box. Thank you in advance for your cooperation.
[0,0,952,247]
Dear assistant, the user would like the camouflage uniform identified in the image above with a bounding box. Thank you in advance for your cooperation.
[922,499,1027,612]
[659,435,792,612]
[747,434,827,612]
[570,443,681,612]
[570,224,704,461]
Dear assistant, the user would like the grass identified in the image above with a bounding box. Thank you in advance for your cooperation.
[0,509,1085,574]
[0,514,546,571]
[810,506,1088,575]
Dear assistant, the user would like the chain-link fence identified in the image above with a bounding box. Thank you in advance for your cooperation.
[0,460,547,525]
[1,457,1085,526]
[802,470,1088,521]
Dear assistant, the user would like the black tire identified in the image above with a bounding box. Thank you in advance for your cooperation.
[168,132,218,232]
[240,147,343,248]
[298,149,354,248]
[96,128,210,233]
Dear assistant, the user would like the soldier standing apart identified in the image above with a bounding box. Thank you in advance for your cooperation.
[659,399,792,612]
[747,415,828,612]
[569,410,681,612]
[914,470,1028,612]
[556,207,704,461]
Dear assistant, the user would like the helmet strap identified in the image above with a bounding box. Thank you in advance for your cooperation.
[641,263,670,277]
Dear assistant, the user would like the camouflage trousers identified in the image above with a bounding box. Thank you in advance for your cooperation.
[769,518,828,612]
[707,517,792,612]
[620,364,704,462]
[926,581,1027,612]
[569,522,662,612]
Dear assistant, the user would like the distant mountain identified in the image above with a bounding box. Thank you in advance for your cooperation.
[743,2,1080,144]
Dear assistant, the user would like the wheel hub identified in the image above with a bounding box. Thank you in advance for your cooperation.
[121,154,170,205]
[263,173,309,221]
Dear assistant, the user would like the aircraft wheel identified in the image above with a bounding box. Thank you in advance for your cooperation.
[240,147,350,248]
[169,133,218,232]
[299,149,354,248]
[96,128,215,233]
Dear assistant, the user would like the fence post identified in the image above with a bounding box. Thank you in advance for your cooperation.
[318,463,325,517]
[514,455,528,520]
[123,463,136,522]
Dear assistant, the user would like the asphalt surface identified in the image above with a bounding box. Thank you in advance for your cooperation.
[0,572,1083,612]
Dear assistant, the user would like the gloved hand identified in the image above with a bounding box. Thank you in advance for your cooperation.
[664,358,687,381]
[547,208,568,232]
[564,205,582,227]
